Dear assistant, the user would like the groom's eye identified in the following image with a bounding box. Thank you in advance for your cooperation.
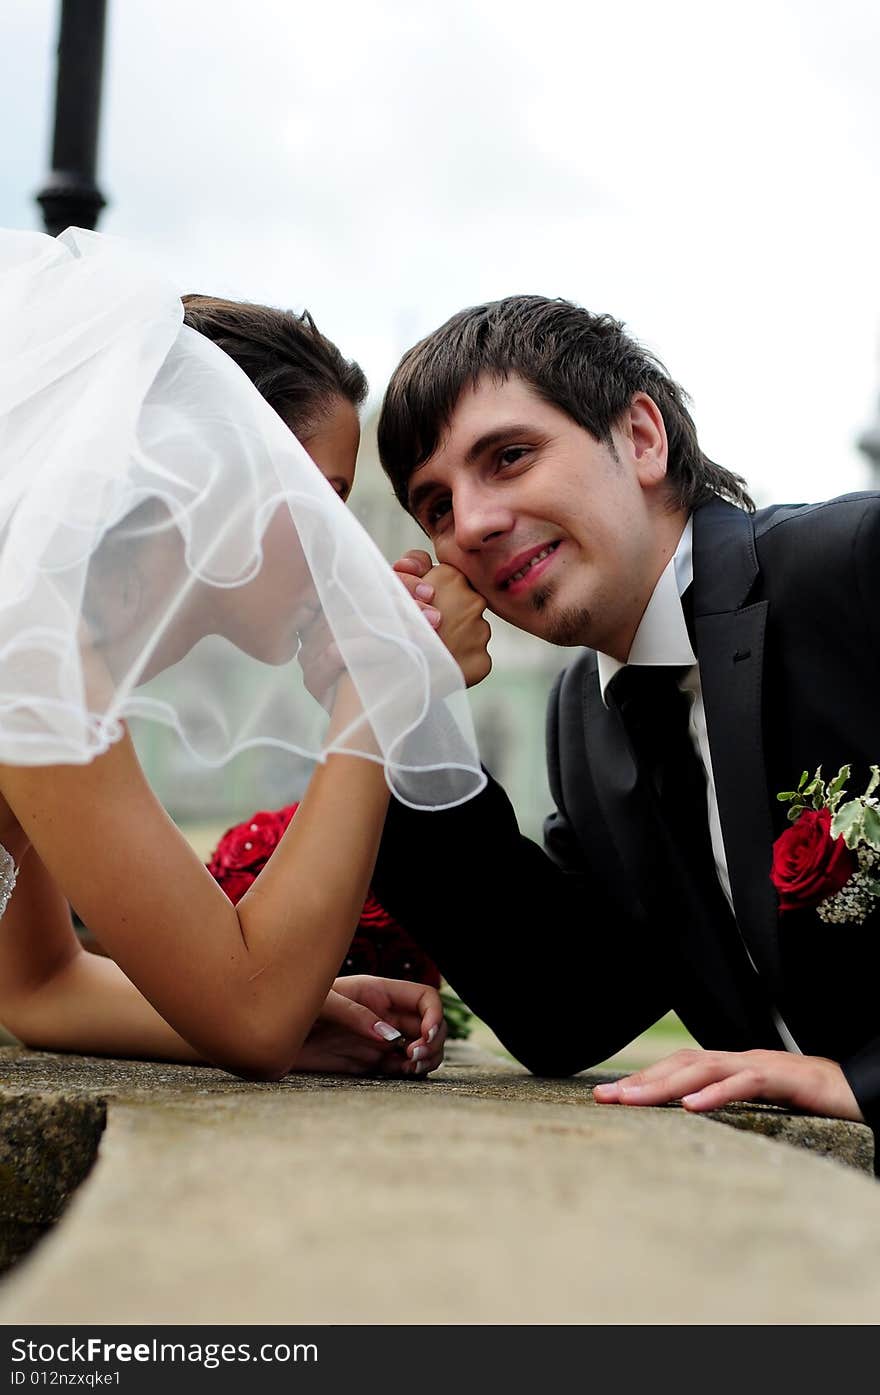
[498,446,529,468]
[425,497,452,530]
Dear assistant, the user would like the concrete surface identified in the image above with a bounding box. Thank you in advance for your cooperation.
[0,1043,876,1324]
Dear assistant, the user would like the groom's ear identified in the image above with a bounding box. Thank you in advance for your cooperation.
[618,392,669,492]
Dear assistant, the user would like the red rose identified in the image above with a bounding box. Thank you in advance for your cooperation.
[206,803,443,987]
[215,869,258,905]
[771,806,858,913]
[357,893,397,929]
[213,810,286,870]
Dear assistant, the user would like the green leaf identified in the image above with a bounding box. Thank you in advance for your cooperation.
[827,765,851,810]
[776,791,798,802]
[862,804,880,852]
[787,805,803,823]
[800,773,825,809]
[832,800,864,849]
[866,766,880,801]
[797,770,810,791]
[861,877,880,897]
[439,985,473,1041]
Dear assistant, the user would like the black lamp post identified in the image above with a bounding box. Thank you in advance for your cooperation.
[35,0,108,236]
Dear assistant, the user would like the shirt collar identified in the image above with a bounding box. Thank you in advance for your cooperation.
[596,516,695,705]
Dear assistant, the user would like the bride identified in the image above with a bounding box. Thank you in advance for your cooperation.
[0,228,489,1081]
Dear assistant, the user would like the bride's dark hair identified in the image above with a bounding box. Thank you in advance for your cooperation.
[182,295,368,435]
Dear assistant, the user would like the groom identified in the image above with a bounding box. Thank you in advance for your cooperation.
[371,293,880,1155]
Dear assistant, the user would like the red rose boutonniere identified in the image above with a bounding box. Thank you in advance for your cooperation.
[773,765,880,925]
[206,803,473,1036]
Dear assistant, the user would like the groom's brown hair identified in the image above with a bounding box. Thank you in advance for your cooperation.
[378,295,753,514]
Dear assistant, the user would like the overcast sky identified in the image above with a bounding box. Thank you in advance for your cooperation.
[4,0,880,505]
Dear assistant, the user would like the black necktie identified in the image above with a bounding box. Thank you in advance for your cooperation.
[606,664,724,911]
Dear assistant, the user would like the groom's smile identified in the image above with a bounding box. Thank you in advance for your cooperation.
[407,373,677,659]
[495,539,562,592]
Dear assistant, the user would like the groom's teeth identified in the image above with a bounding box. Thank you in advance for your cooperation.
[507,544,556,585]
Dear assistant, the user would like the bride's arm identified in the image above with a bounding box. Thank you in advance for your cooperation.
[0,677,391,1078]
[0,845,446,1075]
[0,863,204,1061]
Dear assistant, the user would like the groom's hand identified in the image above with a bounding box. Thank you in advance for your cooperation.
[592,1048,863,1121]
[394,550,492,688]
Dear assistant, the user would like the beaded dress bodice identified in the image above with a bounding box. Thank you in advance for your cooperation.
[0,844,17,920]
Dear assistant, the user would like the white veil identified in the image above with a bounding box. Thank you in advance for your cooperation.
[0,228,485,810]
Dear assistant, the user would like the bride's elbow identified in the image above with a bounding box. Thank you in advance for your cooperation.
[209,1043,291,1082]
[204,1013,305,1083]
[227,1053,290,1083]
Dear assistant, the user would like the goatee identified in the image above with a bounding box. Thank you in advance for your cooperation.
[531,586,591,646]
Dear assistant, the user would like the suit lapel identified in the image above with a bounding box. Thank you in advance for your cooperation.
[692,501,782,991]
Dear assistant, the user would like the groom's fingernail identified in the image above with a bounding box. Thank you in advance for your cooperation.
[423,607,442,628]
[373,1021,402,1042]
[415,583,435,601]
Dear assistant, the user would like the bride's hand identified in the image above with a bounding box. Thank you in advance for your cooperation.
[394,551,491,688]
[296,607,344,710]
[293,976,447,1077]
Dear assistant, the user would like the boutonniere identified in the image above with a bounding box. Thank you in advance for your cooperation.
[772,766,880,924]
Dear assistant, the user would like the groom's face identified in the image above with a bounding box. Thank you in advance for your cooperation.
[406,374,672,659]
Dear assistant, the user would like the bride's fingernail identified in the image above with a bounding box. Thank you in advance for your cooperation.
[411,1045,423,1060]
[427,1026,438,1044]
[415,583,435,601]
[373,1021,402,1042]
[415,1060,429,1075]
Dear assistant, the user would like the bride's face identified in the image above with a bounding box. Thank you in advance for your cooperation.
[214,396,361,664]
[298,396,360,503]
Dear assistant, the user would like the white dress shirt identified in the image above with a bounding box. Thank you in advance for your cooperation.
[596,519,799,1053]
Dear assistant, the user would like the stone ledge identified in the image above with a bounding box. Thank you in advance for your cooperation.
[579,1066,874,1175]
[1,1045,878,1323]
[701,1102,873,1174]
[0,1043,872,1170]
[0,1093,105,1273]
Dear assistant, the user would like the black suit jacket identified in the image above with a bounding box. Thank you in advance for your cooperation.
[373,493,880,1146]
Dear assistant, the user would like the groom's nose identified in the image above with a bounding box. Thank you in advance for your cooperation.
[451,483,515,553]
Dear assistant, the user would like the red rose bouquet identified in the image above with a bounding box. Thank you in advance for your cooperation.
[773,765,880,925]
[206,803,473,1035]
